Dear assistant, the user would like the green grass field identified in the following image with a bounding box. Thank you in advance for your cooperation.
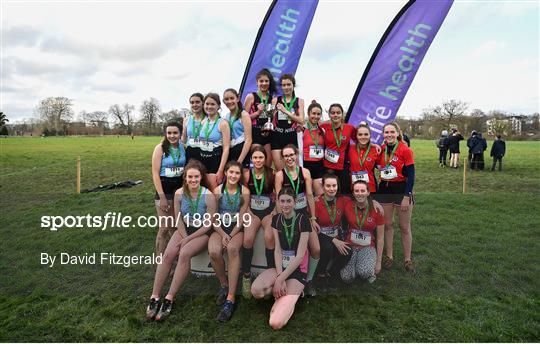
[1,136,539,342]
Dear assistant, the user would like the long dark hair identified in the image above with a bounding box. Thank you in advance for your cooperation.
[321,171,341,195]
[250,145,274,191]
[161,121,182,157]
[279,74,296,99]
[256,68,277,96]
[223,88,243,120]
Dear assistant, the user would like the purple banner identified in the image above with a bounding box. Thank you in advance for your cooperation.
[346,0,453,144]
[239,0,318,97]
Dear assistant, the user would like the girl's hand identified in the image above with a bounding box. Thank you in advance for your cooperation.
[310,219,321,233]
[216,170,224,185]
[375,261,382,275]
[333,239,351,255]
[159,197,170,212]
[400,196,411,212]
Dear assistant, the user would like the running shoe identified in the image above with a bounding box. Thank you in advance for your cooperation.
[367,275,377,284]
[146,297,160,319]
[383,256,394,270]
[216,286,229,305]
[155,298,172,321]
[242,276,252,299]
[217,300,235,323]
[404,260,416,274]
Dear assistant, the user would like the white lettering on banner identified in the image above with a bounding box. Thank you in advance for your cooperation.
[268,8,300,82]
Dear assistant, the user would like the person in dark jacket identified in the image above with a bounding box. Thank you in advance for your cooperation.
[490,135,506,171]
[470,132,487,170]
[466,130,477,169]
[436,130,450,167]
[448,128,464,168]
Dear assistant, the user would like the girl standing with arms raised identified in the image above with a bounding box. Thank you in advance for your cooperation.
[182,93,204,163]
[151,121,186,255]
[244,69,277,167]
[376,122,416,273]
[223,88,252,167]
[146,160,216,321]
[301,102,325,196]
[270,74,305,171]
[198,93,230,190]
[241,146,276,298]
[209,161,250,322]
[251,187,310,330]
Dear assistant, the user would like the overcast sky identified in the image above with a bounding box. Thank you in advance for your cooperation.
[2,0,539,122]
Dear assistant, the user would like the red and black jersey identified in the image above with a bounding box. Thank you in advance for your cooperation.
[320,122,355,170]
[302,125,325,162]
[376,141,414,183]
[275,95,299,130]
[348,143,380,192]
[343,198,384,248]
[248,91,272,127]
[314,196,347,238]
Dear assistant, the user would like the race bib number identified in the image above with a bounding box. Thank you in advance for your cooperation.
[380,166,398,180]
[250,195,271,211]
[351,170,369,183]
[295,192,307,210]
[309,146,324,159]
[351,230,371,246]
[187,137,201,147]
[165,167,184,178]
[278,110,288,121]
[321,226,338,238]
[282,250,295,269]
[325,148,339,164]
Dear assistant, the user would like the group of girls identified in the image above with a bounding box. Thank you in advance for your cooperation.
[148,68,415,329]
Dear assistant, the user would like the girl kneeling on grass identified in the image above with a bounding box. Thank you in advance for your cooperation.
[251,187,310,330]
[209,161,250,322]
[146,160,216,321]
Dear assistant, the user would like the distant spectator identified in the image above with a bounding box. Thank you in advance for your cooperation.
[466,130,477,168]
[448,128,464,169]
[490,135,506,172]
[436,130,450,167]
[402,132,411,147]
[470,133,487,170]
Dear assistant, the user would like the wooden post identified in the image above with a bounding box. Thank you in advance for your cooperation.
[462,157,467,194]
[76,156,81,194]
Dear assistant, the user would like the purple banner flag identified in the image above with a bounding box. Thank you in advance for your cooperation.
[239,0,318,97]
[346,0,453,144]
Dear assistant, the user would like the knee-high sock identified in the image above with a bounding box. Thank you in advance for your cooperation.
[242,247,253,276]
[307,256,320,282]
[265,248,275,268]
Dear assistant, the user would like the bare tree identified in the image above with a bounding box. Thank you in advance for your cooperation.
[139,98,161,133]
[160,109,182,124]
[34,97,74,134]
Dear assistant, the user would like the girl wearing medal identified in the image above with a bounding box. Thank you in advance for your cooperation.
[270,74,305,171]
[340,180,385,283]
[152,121,187,255]
[301,102,325,196]
[209,161,250,322]
[181,93,204,163]
[146,160,216,321]
[244,69,277,167]
[199,93,231,190]
[319,104,356,194]
[275,144,320,297]
[376,122,416,274]
[241,145,276,299]
[348,124,381,193]
[314,172,350,289]
[223,88,252,168]
[251,187,311,330]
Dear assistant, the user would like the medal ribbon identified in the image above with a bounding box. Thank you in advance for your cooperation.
[169,146,180,166]
[283,95,296,112]
[384,142,399,167]
[356,143,371,169]
[191,114,204,139]
[228,109,240,131]
[332,123,343,148]
[354,203,370,229]
[323,196,337,225]
[284,167,300,195]
[280,213,297,248]
[307,123,320,150]
[257,91,269,106]
[187,186,202,214]
[224,185,240,211]
[252,169,265,196]
[203,118,219,141]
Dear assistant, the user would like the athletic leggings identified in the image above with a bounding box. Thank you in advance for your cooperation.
[340,246,376,283]
[317,233,339,275]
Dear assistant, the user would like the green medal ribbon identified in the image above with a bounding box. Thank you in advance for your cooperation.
[332,122,343,148]
[203,118,219,142]
[191,114,204,139]
[280,212,297,248]
[228,109,240,131]
[354,203,370,229]
[252,169,265,196]
[356,143,371,169]
[169,146,181,166]
[323,196,337,225]
[284,167,300,195]
[384,142,399,167]
[187,186,202,214]
[283,95,296,112]
[224,185,240,210]
[257,91,269,106]
[307,123,320,150]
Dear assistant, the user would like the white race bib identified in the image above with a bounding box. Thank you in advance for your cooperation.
[321,226,338,238]
[250,195,271,211]
[199,140,221,152]
[325,148,339,164]
[351,170,369,183]
[165,167,184,178]
[278,110,288,121]
[282,250,295,269]
[380,166,398,180]
[351,229,371,246]
[295,192,307,209]
[309,146,324,159]
[187,137,201,148]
